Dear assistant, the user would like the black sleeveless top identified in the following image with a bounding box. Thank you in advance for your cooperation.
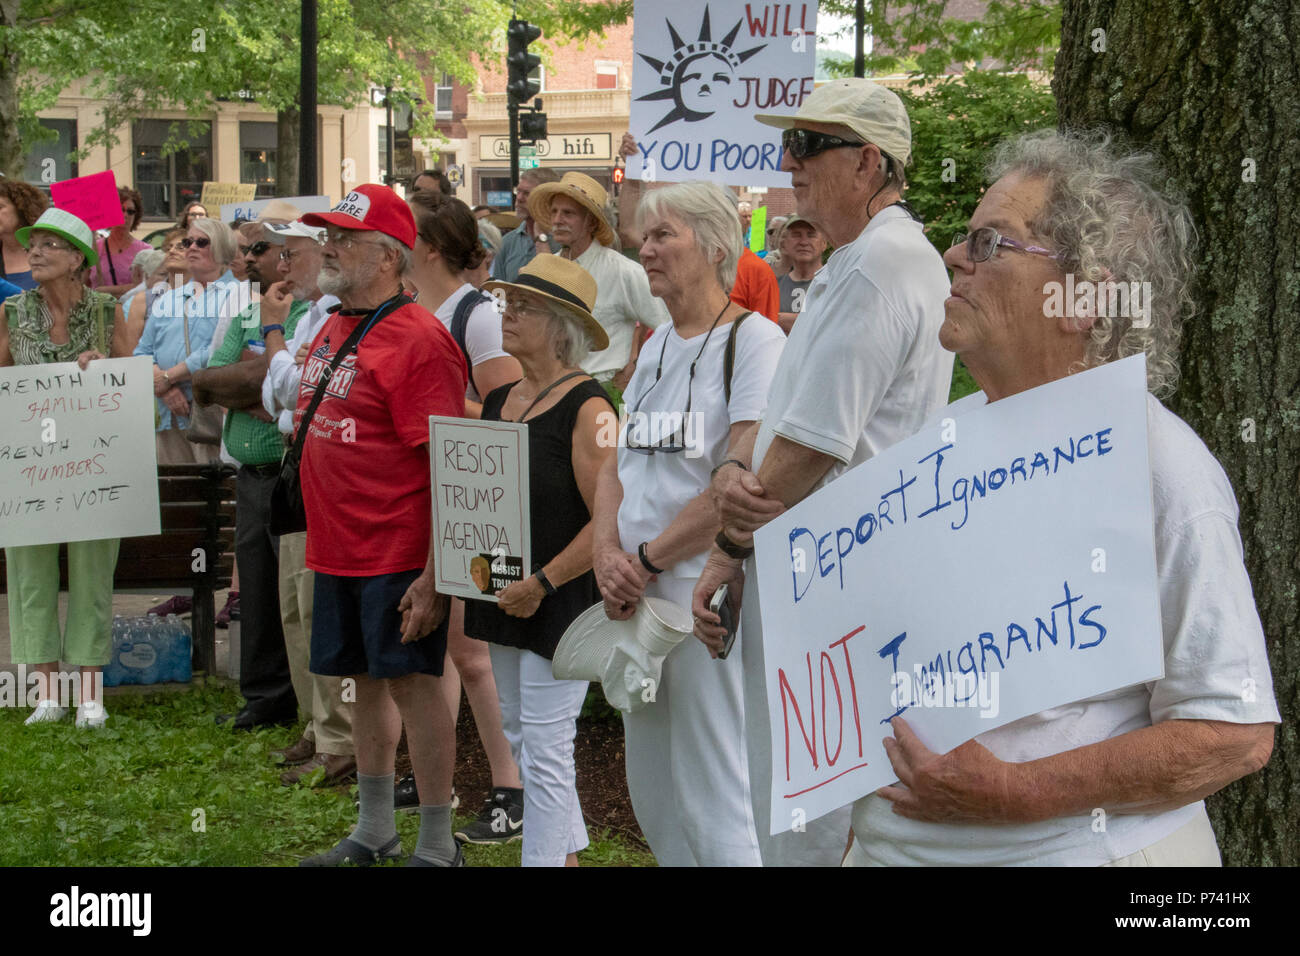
[462,376,613,660]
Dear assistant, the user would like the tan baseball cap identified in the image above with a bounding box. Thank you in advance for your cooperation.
[755,78,913,166]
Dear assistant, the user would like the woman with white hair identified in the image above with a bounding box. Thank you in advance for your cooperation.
[590,180,786,865]
[133,217,240,464]
[462,254,616,866]
[779,128,1277,866]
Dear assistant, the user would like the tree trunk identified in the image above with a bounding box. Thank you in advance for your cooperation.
[1054,1,1299,865]
[0,0,23,178]
[276,107,300,197]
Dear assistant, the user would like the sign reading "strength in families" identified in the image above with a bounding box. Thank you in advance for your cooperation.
[0,357,160,547]
[751,355,1164,834]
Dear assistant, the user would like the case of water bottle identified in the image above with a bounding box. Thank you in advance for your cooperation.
[104,615,193,687]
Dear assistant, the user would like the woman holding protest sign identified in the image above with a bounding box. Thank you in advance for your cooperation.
[461,255,614,865]
[0,208,129,729]
[590,180,785,866]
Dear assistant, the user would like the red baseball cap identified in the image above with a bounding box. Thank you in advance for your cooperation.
[302,184,417,249]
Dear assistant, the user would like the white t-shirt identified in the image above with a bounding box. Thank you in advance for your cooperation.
[616,313,785,579]
[432,283,510,402]
[851,390,1282,865]
[752,205,953,485]
[262,294,339,435]
[574,243,670,380]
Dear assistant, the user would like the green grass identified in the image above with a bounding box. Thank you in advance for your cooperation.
[0,680,654,867]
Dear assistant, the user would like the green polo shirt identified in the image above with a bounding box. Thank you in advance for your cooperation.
[209,299,310,466]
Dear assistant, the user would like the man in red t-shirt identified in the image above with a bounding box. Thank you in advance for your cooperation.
[729,246,781,324]
[288,184,469,867]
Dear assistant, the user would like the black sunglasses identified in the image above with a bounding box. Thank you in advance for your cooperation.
[240,241,272,257]
[180,236,211,249]
[781,128,866,160]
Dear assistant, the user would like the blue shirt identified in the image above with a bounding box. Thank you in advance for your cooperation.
[0,277,22,301]
[133,269,241,430]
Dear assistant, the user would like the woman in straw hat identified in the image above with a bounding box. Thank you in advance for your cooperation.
[461,254,616,865]
[589,180,786,865]
[528,171,668,392]
[0,207,129,729]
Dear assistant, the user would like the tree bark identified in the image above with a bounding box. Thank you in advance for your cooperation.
[0,0,23,178]
[276,107,300,197]
[1055,0,1299,865]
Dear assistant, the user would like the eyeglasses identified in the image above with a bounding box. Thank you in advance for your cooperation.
[164,241,186,252]
[323,229,381,250]
[781,128,866,160]
[239,241,272,258]
[181,236,211,249]
[279,248,315,263]
[503,295,550,319]
[950,227,1059,263]
[28,239,74,254]
[122,207,138,216]
[624,311,726,455]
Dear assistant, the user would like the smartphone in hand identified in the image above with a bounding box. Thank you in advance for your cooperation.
[710,584,738,660]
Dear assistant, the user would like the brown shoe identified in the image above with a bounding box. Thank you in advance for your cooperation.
[271,736,315,766]
[281,752,357,787]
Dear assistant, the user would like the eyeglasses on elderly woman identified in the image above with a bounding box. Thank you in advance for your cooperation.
[950,226,1060,264]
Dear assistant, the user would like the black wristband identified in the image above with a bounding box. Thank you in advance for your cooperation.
[714,530,754,560]
[710,458,748,480]
[638,542,665,575]
[260,324,285,337]
[534,568,557,596]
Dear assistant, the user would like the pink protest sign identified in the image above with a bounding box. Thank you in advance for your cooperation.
[50,171,123,231]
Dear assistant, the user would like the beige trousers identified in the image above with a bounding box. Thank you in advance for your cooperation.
[155,423,211,465]
[279,531,353,755]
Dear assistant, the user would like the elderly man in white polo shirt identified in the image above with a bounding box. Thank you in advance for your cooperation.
[528,172,669,391]
[691,78,954,866]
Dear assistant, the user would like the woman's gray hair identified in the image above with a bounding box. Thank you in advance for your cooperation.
[988,128,1197,398]
[637,181,742,291]
[133,248,165,277]
[190,217,238,268]
[374,231,413,276]
[540,300,595,367]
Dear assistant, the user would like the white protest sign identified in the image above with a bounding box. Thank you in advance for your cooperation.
[429,416,530,602]
[627,0,817,188]
[751,355,1163,833]
[0,357,160,547]
[219,195,332,223]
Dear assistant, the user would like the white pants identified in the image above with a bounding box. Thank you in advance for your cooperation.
[489,643,589,866]
[622,576,763,866]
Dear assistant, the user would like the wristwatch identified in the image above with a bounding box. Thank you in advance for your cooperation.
[260,324,285,337]
[714,530,754,560]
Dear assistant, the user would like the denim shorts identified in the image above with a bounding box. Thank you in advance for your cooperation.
[310,568,447,679]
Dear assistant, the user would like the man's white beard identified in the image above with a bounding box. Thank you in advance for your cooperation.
[317,265,349,297]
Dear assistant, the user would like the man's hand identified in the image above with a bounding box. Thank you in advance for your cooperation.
[619,132,638,160]
[259,280,294,327]
[161,386,190,418]
[497,576,545,619]
[875,717,1021,823]
[397,573,450,644]
[240,401,275,423]
[594,543,653,618]
[711,462,785,543]
[691,547,745,659]
[611,360,636,393]
[294,342,310,365]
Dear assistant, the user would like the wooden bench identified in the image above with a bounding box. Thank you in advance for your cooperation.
[0,462,237,675]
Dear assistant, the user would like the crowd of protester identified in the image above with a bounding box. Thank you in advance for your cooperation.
[0,76,1278,868]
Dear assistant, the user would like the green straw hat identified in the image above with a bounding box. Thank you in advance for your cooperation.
[16,207,99,267]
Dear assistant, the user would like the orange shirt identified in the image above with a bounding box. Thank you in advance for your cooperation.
[730,247,780,324]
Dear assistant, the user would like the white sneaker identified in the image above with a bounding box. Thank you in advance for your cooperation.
[25,700,67,725]
[75,701,109,729]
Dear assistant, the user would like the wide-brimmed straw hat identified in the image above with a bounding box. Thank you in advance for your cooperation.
[528,172,615,247]
[483,254,608,351]
[552,598,695,713]
[17,208,99,267]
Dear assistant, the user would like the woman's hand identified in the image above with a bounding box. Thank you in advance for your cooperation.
[497,575,545,619]
[152,364,171,396]
[76,349,105,370]
[161,386,190,418]
[691,547,745,659]
[594,542,653,617]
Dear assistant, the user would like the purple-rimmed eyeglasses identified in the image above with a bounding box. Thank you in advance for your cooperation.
[950,227,1059,263]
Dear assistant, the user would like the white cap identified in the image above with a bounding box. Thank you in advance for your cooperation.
[262,219,325,244]
[755,78,913,166]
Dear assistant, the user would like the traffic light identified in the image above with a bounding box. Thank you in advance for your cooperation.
[507,19,542,106]
[611,167,625,185]
[519,109,548,142]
